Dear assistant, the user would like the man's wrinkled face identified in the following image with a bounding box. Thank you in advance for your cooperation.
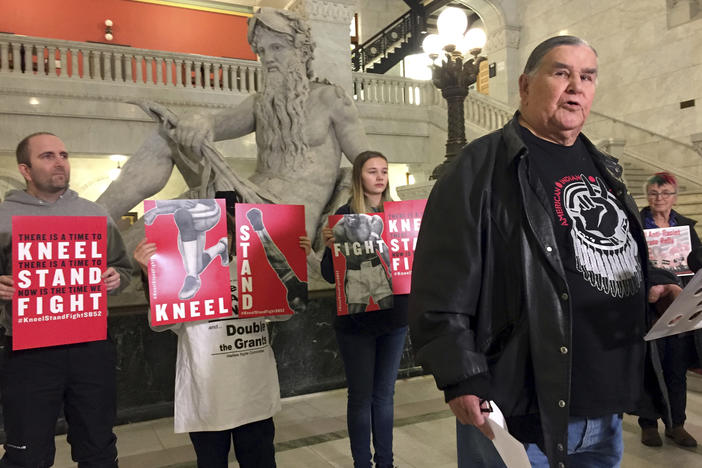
[519,45,598,143]
[19,134,70,197]
[254,30,297,75]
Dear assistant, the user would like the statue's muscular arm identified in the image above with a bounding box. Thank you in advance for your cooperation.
[176,95,256,153]
[211,95,256,141]
[325,86,369,163]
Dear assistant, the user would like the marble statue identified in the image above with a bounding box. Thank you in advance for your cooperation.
[96,7,369,250]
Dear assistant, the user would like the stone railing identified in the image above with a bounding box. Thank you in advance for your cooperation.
[0,33,262,94]
[464,91,513,131]
[1,34,513,130]
[352,72,437,106]
[351,73,514,132]
[3,34,697,180]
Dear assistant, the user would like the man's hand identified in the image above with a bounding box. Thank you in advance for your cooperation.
[134,238,157,275]
[448,394,495,440]
[649,283,683,316]
[102,267,122,292]
[175,113,214,154]
[0,275,14,301]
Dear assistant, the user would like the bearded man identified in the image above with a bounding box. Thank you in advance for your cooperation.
[96,7,368,246]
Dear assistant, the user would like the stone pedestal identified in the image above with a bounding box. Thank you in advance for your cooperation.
[290,0,358,93]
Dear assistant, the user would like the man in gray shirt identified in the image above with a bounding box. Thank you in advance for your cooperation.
[0,132,131,468]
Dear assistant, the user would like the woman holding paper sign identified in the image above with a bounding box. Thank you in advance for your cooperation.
[638,172,702,448]
[135,192,311,468]
[320,151,408,468]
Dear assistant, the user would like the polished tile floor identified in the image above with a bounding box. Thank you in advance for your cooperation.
[10,375,702,467]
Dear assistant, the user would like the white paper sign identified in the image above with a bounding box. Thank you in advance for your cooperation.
[644,269,702,341]
[488,419,531,468]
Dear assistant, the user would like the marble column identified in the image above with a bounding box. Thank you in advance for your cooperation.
[485,24,522,106]
[290,0,358,93]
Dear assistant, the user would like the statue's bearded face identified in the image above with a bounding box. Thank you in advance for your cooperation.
[253,29,310,170]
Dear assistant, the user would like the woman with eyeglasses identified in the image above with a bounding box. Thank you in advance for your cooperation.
[638,171,702,449]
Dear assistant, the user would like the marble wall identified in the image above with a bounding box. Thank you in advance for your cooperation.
[356,0,407,43]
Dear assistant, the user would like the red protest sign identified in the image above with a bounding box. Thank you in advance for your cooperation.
[12,216,107,350]
[144,199,233,326]
[383,199,426,294]
[235,204,307,318]
[329,213,393,315]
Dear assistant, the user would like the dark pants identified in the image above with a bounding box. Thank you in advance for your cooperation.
[0,339,118,468]
[335,326,407,468]
[188,417,276,468]
[639,333,698,428]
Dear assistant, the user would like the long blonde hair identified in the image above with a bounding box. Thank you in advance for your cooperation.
[350,151,391,214]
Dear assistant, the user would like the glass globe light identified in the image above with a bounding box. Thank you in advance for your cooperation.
[464,28,487,51]
[404,53,432,81]
[422,34,443,58]
[437,7,468,38]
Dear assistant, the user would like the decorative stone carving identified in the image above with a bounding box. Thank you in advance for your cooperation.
[96,7,369,254]
[486,24,521,52]
[290,0,356,25]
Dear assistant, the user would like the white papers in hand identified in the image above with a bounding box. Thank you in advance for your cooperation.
[487,418,531,468]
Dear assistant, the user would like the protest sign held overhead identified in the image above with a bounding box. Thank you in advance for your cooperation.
[382,199,426,294]
[329,213,393,315]
[12,216,107,350]
[645,226,693,276]
[235,204,307,318]
[144,199,232,326]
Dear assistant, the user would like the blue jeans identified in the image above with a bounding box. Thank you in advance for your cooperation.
[335,326,407,468]
[457,420,506,468]
[524,414,623,468]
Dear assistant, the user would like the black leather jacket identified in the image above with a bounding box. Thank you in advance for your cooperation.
[409,115,675,468]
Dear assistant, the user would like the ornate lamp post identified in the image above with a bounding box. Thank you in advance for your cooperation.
[422,8,487,179]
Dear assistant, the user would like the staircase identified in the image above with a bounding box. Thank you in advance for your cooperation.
[351,10,421,74]
[351,2,479,74]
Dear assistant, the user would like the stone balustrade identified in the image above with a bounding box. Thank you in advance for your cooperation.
[464,91,513,131]
[352,72,437,106]
[0,34,261,94]
[0,33,514,129]
[3,33,700,195]
[351,72,513,133]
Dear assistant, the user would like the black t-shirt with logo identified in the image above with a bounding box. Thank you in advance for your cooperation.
[520,126,646,417]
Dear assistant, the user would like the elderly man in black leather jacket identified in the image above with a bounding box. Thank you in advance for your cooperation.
[409,36,680,468]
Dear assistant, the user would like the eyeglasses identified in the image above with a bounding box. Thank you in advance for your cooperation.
[647,191,677,199]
